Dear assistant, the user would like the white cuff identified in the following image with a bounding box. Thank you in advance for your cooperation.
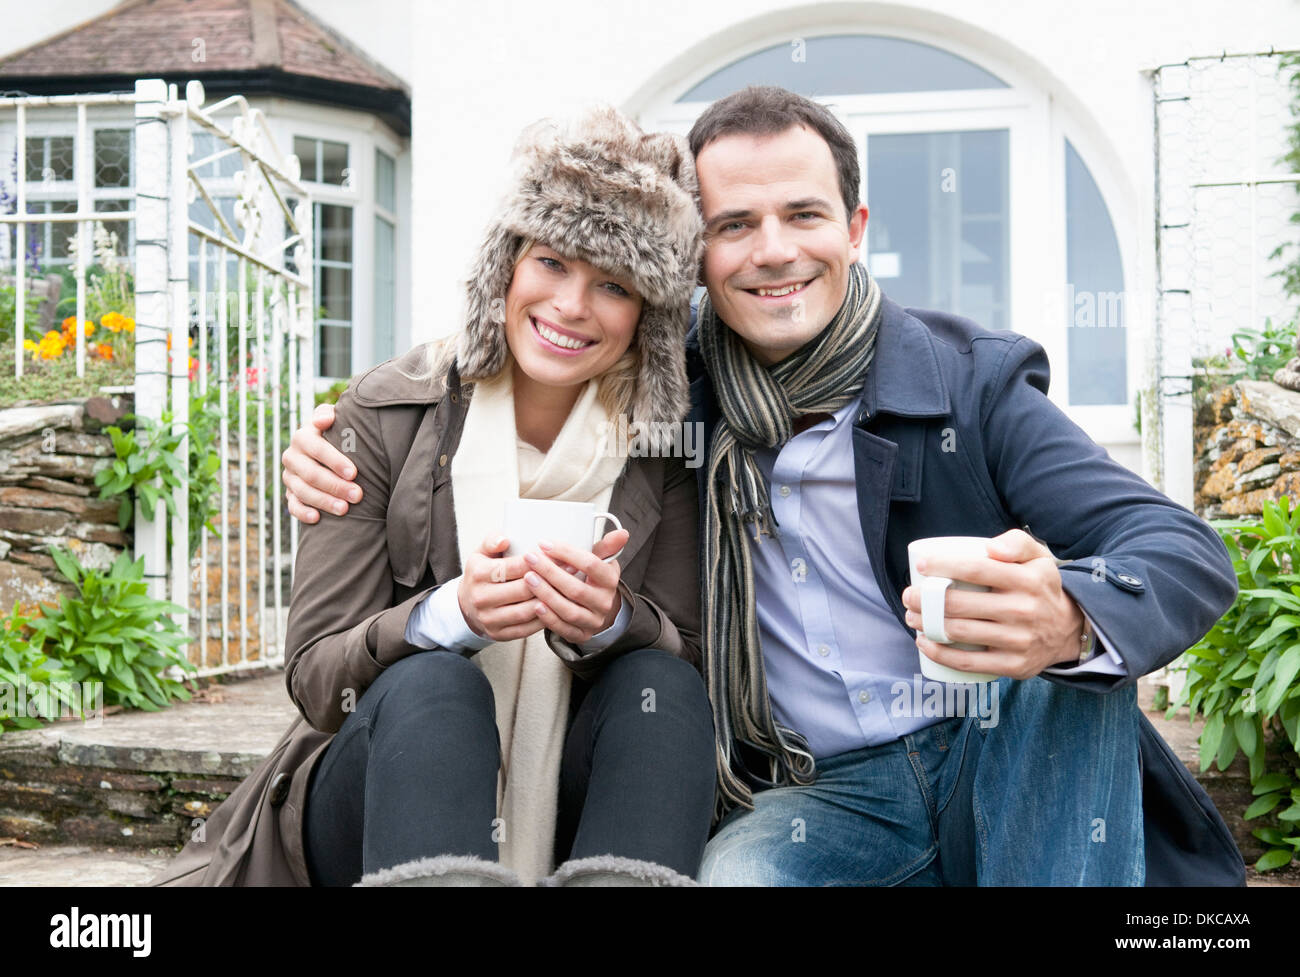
[575,592,633,652]
[404,576,494,653]
[1042,612,1127,678]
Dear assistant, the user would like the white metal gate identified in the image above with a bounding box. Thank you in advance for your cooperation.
[0,78,316,676]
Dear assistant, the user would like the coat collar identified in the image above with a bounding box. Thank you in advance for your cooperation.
[685,291,951,421]
[859,296,950,419]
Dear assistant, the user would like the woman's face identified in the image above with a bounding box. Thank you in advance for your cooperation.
[503,243,643,392]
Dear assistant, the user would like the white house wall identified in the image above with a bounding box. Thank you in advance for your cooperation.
[409,0,1298,494]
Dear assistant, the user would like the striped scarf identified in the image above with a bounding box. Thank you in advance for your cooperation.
[698,261,882,818]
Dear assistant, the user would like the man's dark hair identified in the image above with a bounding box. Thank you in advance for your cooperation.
[687,85,860,222]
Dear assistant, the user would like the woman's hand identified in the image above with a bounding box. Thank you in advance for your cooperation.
[458,535,546,642]
[522,529,629,645]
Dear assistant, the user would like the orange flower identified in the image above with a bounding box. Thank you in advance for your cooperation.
[95,343,113,360]
[37,331,66,360]
[60,319,94,341]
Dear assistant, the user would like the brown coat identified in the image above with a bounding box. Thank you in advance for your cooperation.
[149,345,701,885]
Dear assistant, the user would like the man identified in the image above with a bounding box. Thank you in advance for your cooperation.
[281,86,1241,885]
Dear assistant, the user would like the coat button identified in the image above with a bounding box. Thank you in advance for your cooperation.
[269,771,291,807]
[438,454,448,467]
[450,392,458,403]
[1117,573,1142,587]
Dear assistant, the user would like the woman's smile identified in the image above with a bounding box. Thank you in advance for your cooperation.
[530,314,597,355]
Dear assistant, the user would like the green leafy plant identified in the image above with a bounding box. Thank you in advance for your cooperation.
[27,547,194,711]
[0,282,45,349]
[0,602,78,734]
[187,382,224,558]
[1170,496,1300,871]
[1229,318,1298,381]
[94,408,188,532]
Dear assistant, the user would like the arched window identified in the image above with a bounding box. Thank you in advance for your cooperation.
[648,32,1134,455]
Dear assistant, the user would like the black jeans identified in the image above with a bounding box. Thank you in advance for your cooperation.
[303,647,716,885]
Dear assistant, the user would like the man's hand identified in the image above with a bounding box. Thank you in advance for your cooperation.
[282,403,363,524]
[522,531,629,645]
[458,535,545,642]
[900,528,1087,680]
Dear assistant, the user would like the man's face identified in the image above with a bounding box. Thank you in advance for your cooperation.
[696,124,868,366]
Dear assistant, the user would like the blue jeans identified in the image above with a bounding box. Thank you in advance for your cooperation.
[698,676,1144,886]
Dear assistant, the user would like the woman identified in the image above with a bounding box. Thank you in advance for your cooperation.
[150,107,715,887]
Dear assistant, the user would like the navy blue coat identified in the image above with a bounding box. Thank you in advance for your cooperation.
[686,296,1244,886]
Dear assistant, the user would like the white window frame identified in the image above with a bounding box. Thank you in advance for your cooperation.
[275,107,405,383]
[5,114,138,269]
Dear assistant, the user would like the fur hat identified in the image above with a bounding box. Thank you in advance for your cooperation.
[455,107,704,427]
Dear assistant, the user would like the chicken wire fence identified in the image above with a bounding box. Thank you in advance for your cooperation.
[1152,50,1300,489]
[0,79,316,676]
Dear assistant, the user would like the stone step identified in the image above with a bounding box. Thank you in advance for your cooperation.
[0,670,297,850]
[0,669,1293,886]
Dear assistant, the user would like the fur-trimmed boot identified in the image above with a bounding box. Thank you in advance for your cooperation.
[540,855,698,887]
[354,854,523,887]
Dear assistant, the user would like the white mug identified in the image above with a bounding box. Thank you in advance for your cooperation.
[503,499,625,564]
[907,536,998,684]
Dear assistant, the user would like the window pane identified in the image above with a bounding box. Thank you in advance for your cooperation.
[318,203,352,263]
[94,129,131,188]
[374,215,395,362]
[865,129,1009,330]
[320,266,352,321]
[320,139,349,186]
[49,200,78,264]
[96,198,131,258]
[375,149,396,211]
[319,323,351,377]
[192,130,242,179]
[294,137,318,182]
[27,136,74,183]
[679,35,1007,101]
[1065,140,1126,405]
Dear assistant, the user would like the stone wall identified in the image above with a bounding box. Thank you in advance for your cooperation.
[0,396,133,613]
[1194,380,1300,518]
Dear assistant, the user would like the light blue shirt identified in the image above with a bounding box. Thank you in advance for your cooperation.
[748,400,1125,760]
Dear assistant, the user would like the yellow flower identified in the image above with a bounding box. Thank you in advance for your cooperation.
[101,312,123,332]
[123,317,135,333]
[23,340,36,352]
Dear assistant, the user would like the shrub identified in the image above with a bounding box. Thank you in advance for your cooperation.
[1171,496,1300,871]
[26,548,194,712]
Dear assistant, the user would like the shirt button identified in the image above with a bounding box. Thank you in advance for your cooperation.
[817,644,830,657]
[778,485,791,498]
[858,690,871,704]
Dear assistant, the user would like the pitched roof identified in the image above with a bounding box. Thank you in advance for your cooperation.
[0,0,410,134]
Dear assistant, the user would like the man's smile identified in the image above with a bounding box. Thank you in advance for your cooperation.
[742,277,816,301]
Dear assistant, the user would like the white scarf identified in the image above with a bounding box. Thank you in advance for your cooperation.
[450,370,626,882]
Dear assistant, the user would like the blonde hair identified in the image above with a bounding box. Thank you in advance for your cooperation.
[405,236,641,421]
